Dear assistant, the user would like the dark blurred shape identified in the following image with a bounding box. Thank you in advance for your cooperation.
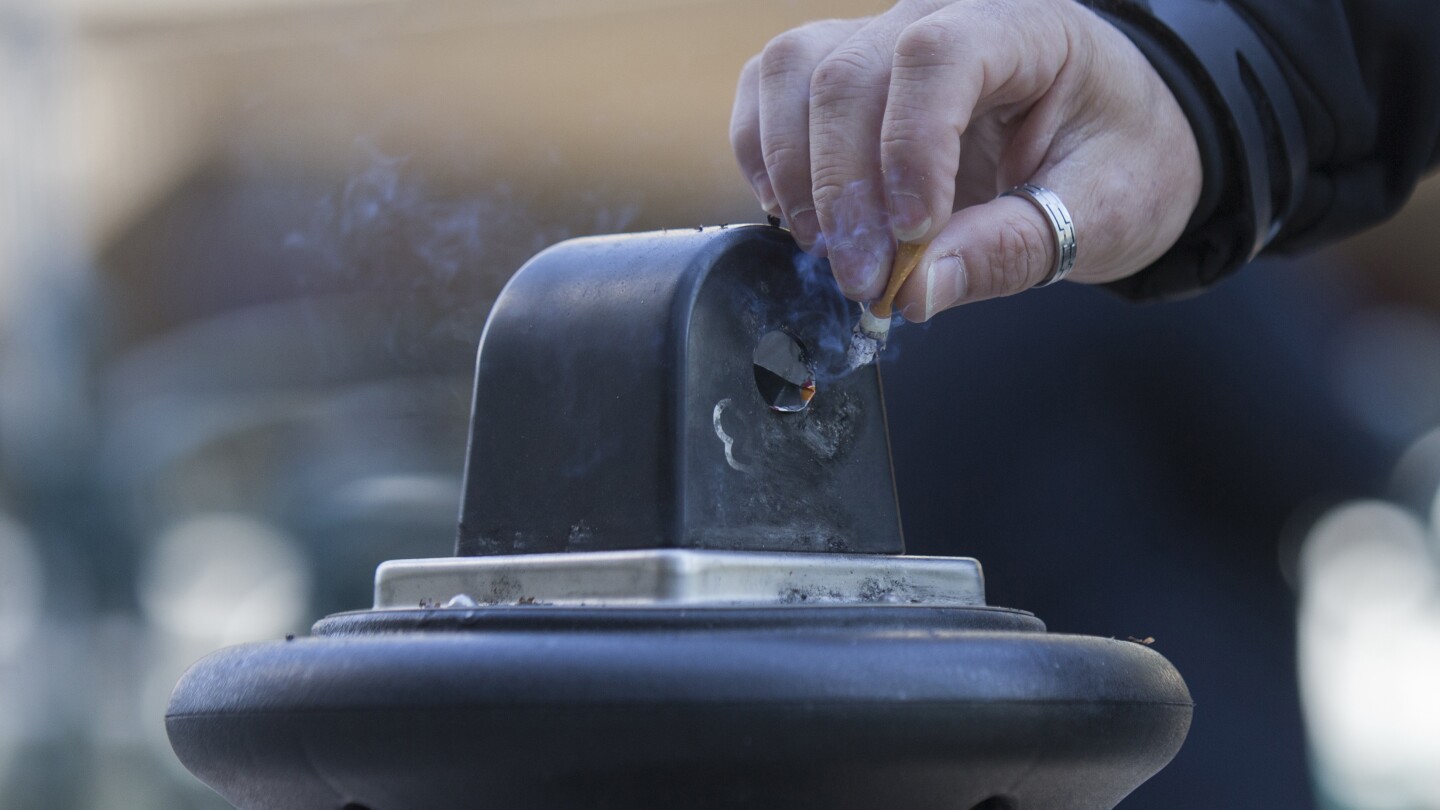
[1391,427,1440,526]
[883,257,1390,809]
[1330,307,1440,444]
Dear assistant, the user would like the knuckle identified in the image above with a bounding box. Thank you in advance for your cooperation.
[725,124,760,164]
[760,30,818,79]
[760,141,808,175]
[880,124,938,159]
[956,0,1024,27]
[894,19,957,66]
[880,134,950,200]
[810,167,850,209]
[728,124,749,157]
[987,216,1052,295]
[882,82,941,117]
[810,45,885,103]
[730,123,760,160]
[739,53,762,82]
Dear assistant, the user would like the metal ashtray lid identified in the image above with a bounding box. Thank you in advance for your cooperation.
[374,549,985,608]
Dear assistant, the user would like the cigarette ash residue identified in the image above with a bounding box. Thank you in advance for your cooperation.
[567,520,598,549]
[846,331,880,369]
[755,387,861,468]
[793,390,860,460]
[778,576,914,605]
[702,383,866,551]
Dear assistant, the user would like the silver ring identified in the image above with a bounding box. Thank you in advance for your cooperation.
[1000,183,1077,287]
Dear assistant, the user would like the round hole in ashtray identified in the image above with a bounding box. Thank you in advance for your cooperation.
[753,330,816,413]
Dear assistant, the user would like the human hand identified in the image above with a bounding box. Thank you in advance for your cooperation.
[729,0,1203,320]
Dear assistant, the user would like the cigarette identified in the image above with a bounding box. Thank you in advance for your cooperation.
[848,241,929,365]
[871,240,928,321]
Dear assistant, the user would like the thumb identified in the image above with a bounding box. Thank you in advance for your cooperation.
[893,194,1065,322]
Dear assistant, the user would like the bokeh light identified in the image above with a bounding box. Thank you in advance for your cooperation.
[0,513,44,790]
[139,513,310,645]
[0,514,43,661]
[1390,427,1440,541]
[1298,500,1440,809]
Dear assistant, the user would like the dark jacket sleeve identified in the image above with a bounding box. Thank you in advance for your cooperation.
[1087,0,1440,300]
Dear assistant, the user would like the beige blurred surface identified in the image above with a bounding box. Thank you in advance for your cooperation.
[58,0,885,249]
[9,0,1440,294]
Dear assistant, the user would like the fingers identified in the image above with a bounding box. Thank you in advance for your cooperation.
[735,0,1108,310]
[883,0,1202,318]
[890,194,1061,320]
[731,20,867,251]
[732,0,1200,320]
[880,15,983,244]
[808,11,921,299]
[758,19,863,252]
[807,0,1072,301]
[729,55,776,216]
[881,1,1072,247]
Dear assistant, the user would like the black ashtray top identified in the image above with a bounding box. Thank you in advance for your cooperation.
[166,226,1192,810]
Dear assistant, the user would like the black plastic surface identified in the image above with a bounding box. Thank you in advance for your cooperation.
[312,603,1047,636]
[456,226,903,556]
[169,610,1192,810]
[164,227,1195,810]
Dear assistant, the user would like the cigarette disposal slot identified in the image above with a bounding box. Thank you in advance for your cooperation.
[753,330,816,413]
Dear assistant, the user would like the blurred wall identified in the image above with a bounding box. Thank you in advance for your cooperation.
[67,0,880,248]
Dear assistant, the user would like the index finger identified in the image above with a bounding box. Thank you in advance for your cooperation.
[880,1,1072,243]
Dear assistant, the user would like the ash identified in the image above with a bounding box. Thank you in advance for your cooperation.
[846,331,880,369]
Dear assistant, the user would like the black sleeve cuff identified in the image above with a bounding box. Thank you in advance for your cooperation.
[1087,6,1232,300]
[1080,0,1308,301]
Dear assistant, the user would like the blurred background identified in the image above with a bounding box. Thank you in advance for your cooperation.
[0,0,1437,807]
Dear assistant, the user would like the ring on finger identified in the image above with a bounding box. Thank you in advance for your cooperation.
[999,183,1077,287]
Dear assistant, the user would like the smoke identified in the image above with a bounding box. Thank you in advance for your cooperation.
[776,177,930,381]
[281,138,642,364]
[782,248,858,382]
[276,140,929,389]
[782,241,927,382]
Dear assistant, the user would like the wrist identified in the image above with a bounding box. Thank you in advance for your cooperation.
[1081,0,1308,300]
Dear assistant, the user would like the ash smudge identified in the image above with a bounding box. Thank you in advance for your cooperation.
[856,577,911,604]
[478,574,523,604]
[796,389,861,459]
[567,520,597,548]
[779,585,846,604]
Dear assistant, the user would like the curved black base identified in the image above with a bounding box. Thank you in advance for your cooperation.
[313,602,1047,635]
[167,606,1191,810]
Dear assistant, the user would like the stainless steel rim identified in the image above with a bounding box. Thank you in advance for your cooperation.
[374,549,986,609]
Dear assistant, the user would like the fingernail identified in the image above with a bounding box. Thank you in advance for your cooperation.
[925,255,966,320]
[889,192,931,242]
[830,242,882,298]
[789,207,821,250]
[898,299,925,324]
[752,174,778,213]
